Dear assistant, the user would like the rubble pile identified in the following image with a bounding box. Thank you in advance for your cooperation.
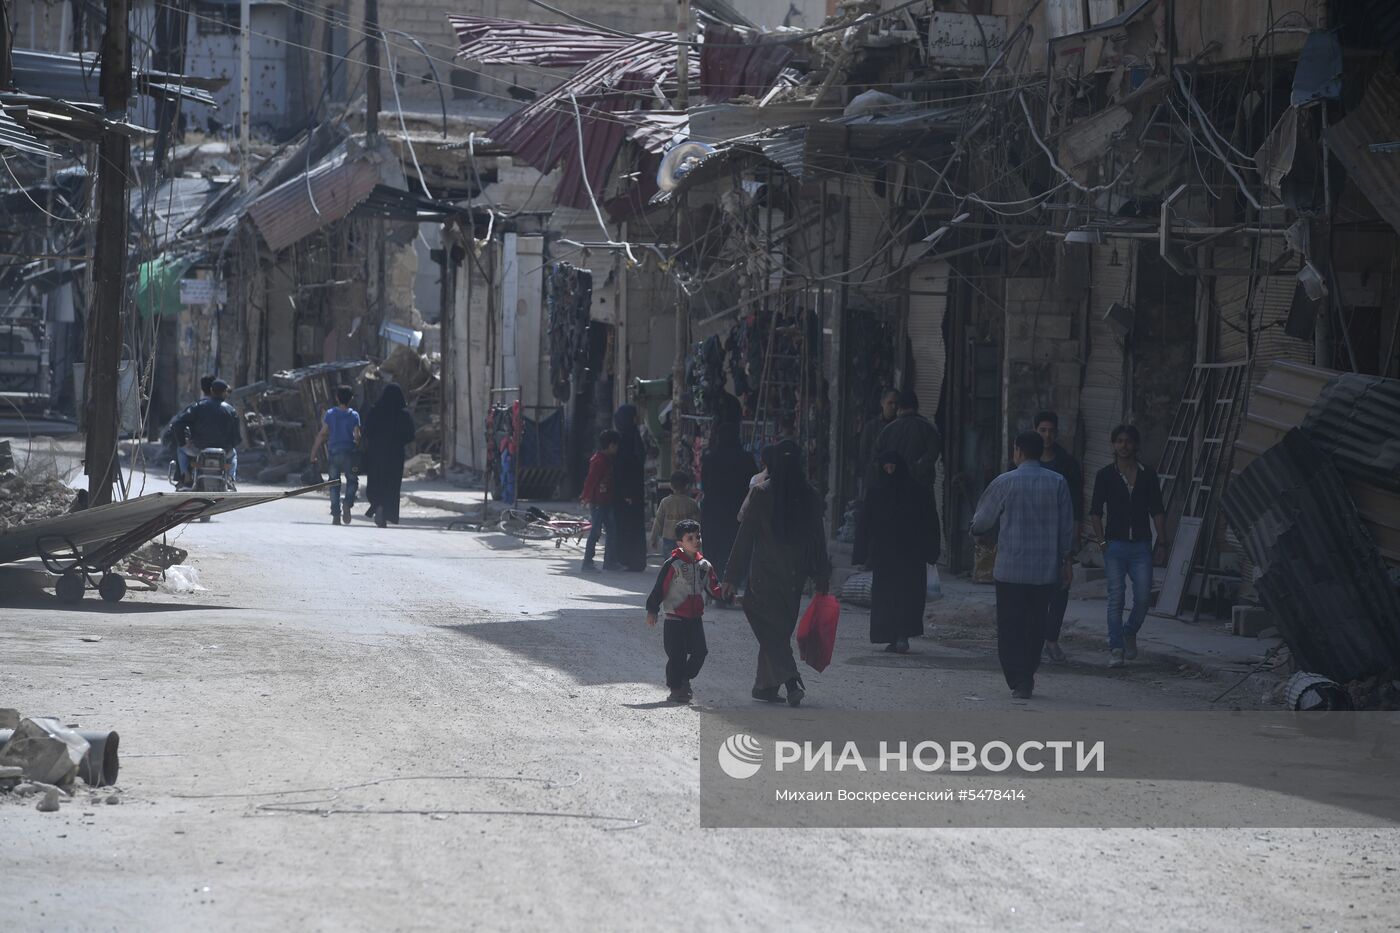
[0,471,79,531]
[0,709,121,812]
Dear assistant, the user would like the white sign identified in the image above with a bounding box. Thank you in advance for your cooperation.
[179,278,227,305]
[928,12,1007,67]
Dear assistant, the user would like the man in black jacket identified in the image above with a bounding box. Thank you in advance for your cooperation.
[171,379,242,487]
[1089,424,1168,668]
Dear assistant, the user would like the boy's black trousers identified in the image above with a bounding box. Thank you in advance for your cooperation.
[663,616,708,688]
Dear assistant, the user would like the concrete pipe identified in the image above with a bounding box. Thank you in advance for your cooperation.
[0,728,119,787]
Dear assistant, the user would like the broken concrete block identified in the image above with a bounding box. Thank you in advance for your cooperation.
[0,718,90,786]
[36,786,60,812]
[0,708,19,730]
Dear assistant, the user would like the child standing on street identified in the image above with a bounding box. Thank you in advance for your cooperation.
[310,385,361,525]
[580,430,620,573]
[650,470,701,555]
[645,519,724,703]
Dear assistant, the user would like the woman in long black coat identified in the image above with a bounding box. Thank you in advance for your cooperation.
[362,383,416,528]
[853,450,940,652]
[607,404,648,571]
[723,440,831,706]
[699,420,754,580]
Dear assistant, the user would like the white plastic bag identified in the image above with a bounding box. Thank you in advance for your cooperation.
[160,564,204,594]
[926,565,943,601]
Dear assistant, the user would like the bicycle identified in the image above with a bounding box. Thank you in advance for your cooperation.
[497,506,592,547]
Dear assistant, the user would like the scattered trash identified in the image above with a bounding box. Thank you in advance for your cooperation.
[0,718,89,786]
[79,635,103,643]
[160,564,204,594]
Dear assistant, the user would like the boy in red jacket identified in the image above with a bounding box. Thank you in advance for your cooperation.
[645,519,724,703]
[580,430,620,573]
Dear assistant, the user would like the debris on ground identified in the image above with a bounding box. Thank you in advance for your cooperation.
[0,471,79,531]
[0,717,89,786]
[1,713,123,810]
[403,453,440,479]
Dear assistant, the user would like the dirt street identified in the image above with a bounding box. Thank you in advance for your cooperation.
[2,482,1397,931]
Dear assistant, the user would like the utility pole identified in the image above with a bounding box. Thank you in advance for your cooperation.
[365,0,386,344]
[85,0,132,505]
[670,0,690,472]
[239,0,250,191]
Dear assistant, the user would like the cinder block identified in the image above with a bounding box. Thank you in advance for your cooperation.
[1232,605,1273,637]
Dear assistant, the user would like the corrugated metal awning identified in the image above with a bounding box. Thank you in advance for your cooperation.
[246,145,382,252]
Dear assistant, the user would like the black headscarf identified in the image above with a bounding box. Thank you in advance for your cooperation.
[373,383,407,415]
[765,439,817,538]
[711,419,742,451]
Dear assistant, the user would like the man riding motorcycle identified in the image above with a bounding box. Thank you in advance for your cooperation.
[169,378,242,489]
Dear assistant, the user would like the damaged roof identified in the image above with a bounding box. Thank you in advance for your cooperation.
[1326,66,1400,235]
[246,141,398,253]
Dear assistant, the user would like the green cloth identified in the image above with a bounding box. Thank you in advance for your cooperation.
[135,254,196,318]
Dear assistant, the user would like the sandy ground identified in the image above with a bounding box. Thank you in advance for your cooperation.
[2,479,1398,932]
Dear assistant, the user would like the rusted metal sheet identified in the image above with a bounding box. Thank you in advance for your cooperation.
[1222,428,1400,683]
[700,24,793,100]
[451,15,694,213]
[245,146,380,253]
[1326,66,1400,235]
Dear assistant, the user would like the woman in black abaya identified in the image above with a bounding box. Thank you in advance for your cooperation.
[607,404,648,571]
[853,450,940,652]
[362,383,416,528]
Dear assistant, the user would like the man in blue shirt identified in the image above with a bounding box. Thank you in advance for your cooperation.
[971,430,1076,700]
[310,385,361,525]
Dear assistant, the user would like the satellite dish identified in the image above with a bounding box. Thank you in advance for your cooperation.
[656,141,715,192]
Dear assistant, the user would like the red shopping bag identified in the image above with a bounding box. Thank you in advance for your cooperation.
[796,593,840,673]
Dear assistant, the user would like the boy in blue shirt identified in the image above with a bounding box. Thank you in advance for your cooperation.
[310,385,361,525]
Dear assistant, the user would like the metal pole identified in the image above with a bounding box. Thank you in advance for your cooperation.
[85,0,131,506]
[239,0,251,191]
[670,0,690,475]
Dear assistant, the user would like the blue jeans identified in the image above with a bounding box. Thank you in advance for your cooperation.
[584,504,613,562]
[1104,540,1153,650]
[328,450,358,515]
[178,447,237,484]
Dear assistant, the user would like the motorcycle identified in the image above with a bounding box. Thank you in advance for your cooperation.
[167,444,237,522]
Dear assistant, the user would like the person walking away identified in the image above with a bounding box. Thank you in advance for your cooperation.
[310,385,361,526]
[854,451,940,653]
[1031,411,1084,661]
[699,420,754,580]
[722,440,831,707]
[651,470,701,554]
[579,430,620,572]
[875,389,941,492]
[859,388,899,495]
[608,404,649,571]
[1089,424,1169,668]
[970,430,1075,700]
[171,378,242,489]
[645,519,724,703]
[361,383,416,528]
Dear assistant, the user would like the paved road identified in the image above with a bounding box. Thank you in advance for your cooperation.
[2,482,1397,931]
